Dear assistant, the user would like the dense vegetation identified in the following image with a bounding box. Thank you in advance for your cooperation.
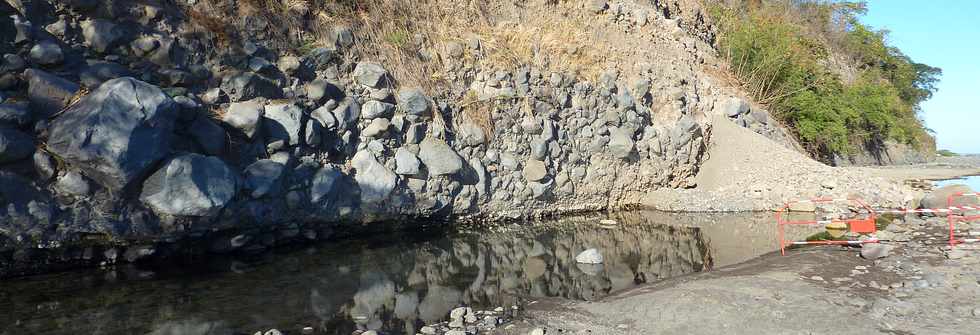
[709,1,941,160]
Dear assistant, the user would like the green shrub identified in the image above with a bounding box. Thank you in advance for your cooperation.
[937,149,959,157]
[709,1,940,160]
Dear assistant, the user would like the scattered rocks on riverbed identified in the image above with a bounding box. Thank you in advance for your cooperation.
[414,305,515,335]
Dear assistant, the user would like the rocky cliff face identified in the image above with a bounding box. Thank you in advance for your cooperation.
[0,0,762,276]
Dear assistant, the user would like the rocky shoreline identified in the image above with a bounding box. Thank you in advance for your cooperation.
[502,181,980,335]
[0,0,730,277]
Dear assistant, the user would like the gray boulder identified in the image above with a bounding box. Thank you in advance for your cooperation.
[362,118,390,137]
[221,72,282,102]
[0,127,33,163]
[311,165,344,204]
[331,98,361,129]
[351,150,397,203]
[244,159,285,198]
[33,150,56,180]
[46,77,176,190]
[189,117,226,155]
[722,97,749,117]
[860,244,893,260]
[140,153,240,216]
[311,102,338,130]
[575,248,604,264]
[361,100,395,119]
[81,19,124,53]
[522,159,548,182]
[397,88,430,116]
[921,184,977,209]
[305,79,343,103]
[223,99,265,139]
[0,102,31,126]
[419,138,463,176]
[79,61,133,88]
[607,127,635,159]
[394,147,421,175]
[29,40,63,66]
[25,69,79,118]
[352,62,388,88]
[54,170,91,196]
[1,54,26,73]
[264,102,305,146]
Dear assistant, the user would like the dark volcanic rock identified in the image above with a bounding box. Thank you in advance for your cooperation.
[0,127,33,163]
[139,153,240,217]
[25,69,79,119]
[46,77,176,190]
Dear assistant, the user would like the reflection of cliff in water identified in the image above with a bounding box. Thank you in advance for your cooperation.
[0,211,793,335]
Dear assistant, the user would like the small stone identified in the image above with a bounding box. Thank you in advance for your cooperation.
[80,19,124,53]
[223,99,265,138]
[860,244,893,260]
[362,118,390,137]
[420,326,437,335]
[29,41,64,66]
[450,306,468,320]
[529,327,546,335]
[277,56,301,75]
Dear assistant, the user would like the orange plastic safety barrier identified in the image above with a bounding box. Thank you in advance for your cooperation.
[776,197,879,255]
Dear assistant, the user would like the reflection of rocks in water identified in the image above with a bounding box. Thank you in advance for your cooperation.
[147,319,232,335]
[0,212,718,335]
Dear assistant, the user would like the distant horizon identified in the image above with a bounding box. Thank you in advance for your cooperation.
[862,1,979,155]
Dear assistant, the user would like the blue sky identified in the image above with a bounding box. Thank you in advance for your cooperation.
[862,1,979,154]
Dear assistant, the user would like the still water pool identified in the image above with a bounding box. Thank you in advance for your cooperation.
[935,175,980,191]
[0,211,814,335]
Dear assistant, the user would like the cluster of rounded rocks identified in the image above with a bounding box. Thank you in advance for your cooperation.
[0,0,722,277]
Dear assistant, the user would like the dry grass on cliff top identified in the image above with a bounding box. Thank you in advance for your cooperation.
[185,0,619,90]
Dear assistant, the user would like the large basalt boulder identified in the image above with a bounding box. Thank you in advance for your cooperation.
[351,150,397,204]
[47,77,176,190]
[140,153,240,217]
[419,138,463,176]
